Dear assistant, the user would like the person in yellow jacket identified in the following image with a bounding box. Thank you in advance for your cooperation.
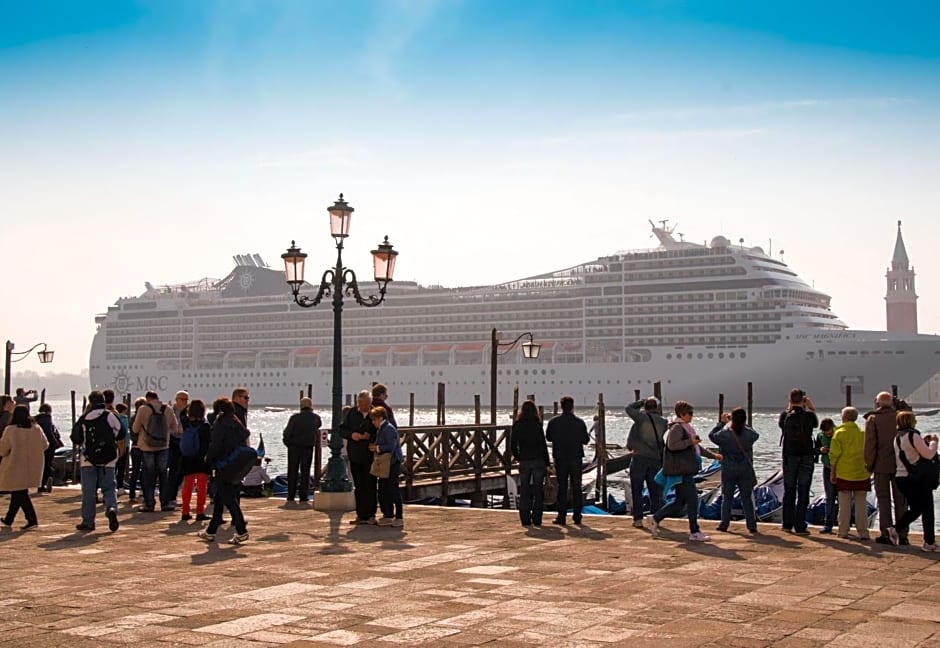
[829,407,873,540]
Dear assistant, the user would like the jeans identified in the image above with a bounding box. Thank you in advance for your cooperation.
[128,447,143,500]
[207,480,247,535]
[629,455,663,520]
[654,473,700,533]
[378,461,403,519]
[141,449,169,509]
[3,490,37,525]
[81,465,117,526]
[719,461,757,531]
[822,466,837,529]
[350,459,377,520]
[41,448,55,488]
[554,459,584,522]
[782,453,814,531]
[874,472,907,537]
[518,459,547,526]
[182,473,209,515]
[115,446,128,488]
[895,476,935,545]
[286,446,314,501]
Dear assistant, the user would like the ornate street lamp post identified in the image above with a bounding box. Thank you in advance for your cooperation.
[282,194,398,505]
[4,341,54,395]
[490,328,541,424]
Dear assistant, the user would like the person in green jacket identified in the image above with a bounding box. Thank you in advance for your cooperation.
[829,407,872,540]
[816,418,836,533]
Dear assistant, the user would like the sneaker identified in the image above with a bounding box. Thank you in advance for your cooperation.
[181,513,193,522]
[196,513,210,522]
[75,523,95,532]
[136,505,155,513]
[716,526,729,533]
[552,518,567,526]
[632,519,644,529]
[21,522,38,531]
[820,527,833,534]
[364,517,377,525]
[875,535,893,545]
[648,517,661,536]
[0,518,11,528]
[377,517,395,526]
[196,530,216,542]
[107,509,119,533]
[794,528,811,536]
[161,504,176,512]
[348,518,365,525]
[689,531,711,542]
[922,543,940,553]
[392,518,404,528]
[228,532,249,545]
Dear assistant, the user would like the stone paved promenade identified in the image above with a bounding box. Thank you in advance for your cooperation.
[2,488,940,647]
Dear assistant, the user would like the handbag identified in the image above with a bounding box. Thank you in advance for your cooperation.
[370,452,392,479]
[896,431,940,490]
[662,423,698,476]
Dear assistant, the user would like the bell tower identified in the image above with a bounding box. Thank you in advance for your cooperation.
[885,220,918,333]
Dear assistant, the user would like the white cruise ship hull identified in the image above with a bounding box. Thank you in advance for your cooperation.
[90,328,940,410]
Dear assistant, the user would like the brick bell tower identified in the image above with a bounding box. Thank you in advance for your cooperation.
[885,220,918,333]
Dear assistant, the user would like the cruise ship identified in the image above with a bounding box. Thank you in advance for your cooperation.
[89,223,940,409]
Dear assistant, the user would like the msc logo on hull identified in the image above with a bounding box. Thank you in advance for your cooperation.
[112,370,169,394]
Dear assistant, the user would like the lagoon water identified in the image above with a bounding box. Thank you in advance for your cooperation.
[45,401,940,532]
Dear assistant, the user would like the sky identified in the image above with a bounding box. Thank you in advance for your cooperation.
[2,0,940,376]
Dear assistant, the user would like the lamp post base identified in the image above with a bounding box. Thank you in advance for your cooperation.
[313,490,356,512]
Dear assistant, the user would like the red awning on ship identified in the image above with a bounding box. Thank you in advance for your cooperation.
[423,344,453,352]
[295,347,320,355]
[392,345,422,353]
[456,342,487,351]
[362,345,390,354]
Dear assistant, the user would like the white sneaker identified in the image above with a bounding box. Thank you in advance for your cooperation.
[689,531,711,542]
[922,543,940,553]
[647,517,660,536]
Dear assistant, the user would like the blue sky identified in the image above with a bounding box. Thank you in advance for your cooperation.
[2,1,939,374]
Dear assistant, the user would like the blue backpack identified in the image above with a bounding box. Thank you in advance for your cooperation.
[180,423,203,458]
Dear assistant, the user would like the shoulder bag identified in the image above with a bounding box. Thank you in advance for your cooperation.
[662,423,698,476]
[896,431,940,491]
[370,451,392,479]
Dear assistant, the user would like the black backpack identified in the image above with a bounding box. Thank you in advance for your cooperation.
[78,413,117,466]
[143,403,168,445]
[782,409,814,455]
[896,430,940,490]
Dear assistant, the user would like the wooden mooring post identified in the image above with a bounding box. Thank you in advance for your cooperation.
[409,393,415,426]
[718,393,725,422]
[845,385,853,407]
[653,381,662,407]
[474,395,481,425]
[512,386,520,421]
[70,390,79,483]
[634,389,641,402]
[40,388,45,405]
[595,393,607,510]
[747,382,754,427]
[436,383,446,425]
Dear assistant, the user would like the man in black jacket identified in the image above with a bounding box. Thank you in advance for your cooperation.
[282,397,322,503]
[546,396,590,525]
[340,390,378,524]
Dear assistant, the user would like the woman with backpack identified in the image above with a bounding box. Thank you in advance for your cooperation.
[708,407,760,534]
[179,399,212,522]
[887,410,939,551]
[198,397,251,545]
[0,405,48,530]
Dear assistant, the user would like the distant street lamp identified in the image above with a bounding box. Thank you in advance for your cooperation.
[4,341,54,395]
[282,194,398,502]
[490,328,541,424]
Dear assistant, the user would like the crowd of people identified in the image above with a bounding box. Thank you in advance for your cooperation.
[509,386,939,548]
[2,383,937,549]
[0,382,406,539]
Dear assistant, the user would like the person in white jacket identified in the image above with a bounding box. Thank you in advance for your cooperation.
[887,410,939,552]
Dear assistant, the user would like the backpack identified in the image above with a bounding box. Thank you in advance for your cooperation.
[79,412,117,466]
[896,430,940,490]
[180,423,202,458]
[143,403,168,446]
[215,445,258,485]
[782,409,814,455]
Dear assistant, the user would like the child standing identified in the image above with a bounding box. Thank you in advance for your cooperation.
[816,418,836,533]
[180,399,212,522]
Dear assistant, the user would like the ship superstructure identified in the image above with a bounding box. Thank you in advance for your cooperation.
[90,224,940,408]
